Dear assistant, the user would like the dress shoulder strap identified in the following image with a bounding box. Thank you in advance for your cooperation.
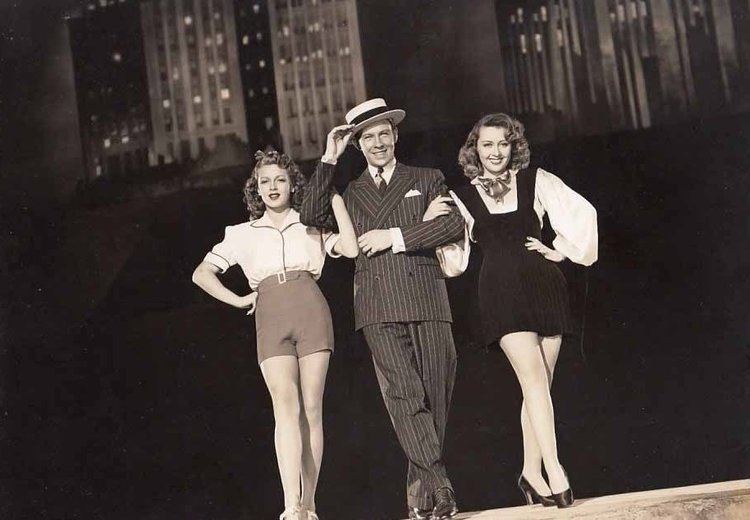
[515,167,537,210]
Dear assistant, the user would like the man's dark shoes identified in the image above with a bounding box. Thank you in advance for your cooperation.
[408,507,432,520]
[432,487,458,519]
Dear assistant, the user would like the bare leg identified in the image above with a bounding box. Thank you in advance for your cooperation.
[520,336,562,496]
[500,332,569,494]
[298,350,331,514]
[260,355,303,511]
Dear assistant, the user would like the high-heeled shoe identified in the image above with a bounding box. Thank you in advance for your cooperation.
[279,506,302,520]
[550,467,575,508]
[517,475,556,507]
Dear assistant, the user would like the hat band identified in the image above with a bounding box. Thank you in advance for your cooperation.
[349,105,391,126]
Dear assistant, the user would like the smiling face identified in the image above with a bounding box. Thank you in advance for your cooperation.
[357,120,398,168]
[256,164,292,211]
[477,125,512,176]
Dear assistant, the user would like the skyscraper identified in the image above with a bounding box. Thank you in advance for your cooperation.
[140,0,248,165]
[69,0,152,181]
[494,0,750,137]
[267,0,367,160]
[233,1,281,153]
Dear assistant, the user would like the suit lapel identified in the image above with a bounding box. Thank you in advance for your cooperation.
[349,169,380,219]
[374,163,416,228]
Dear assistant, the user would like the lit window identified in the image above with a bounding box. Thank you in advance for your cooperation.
[90,115,98,122]
[184,15,193,25]
[259,59,266,68]
[193,95,202,104]
[248,89,255,98]
[173,68,179,80]
[208,65,215,75]
[221,88,230,100]
[262,86,269,95]
[99,0,106,7]
[317,49,323,58]
[245,64,251,71]
[283,26,290,37]
[216,33,224,45]
[214,11,220,20]
[253,4,260,13]
[96,165,102,176]
[265,117,274,130]
[88,4,96,11]
[163,99,171,108]
[205,37,212,46]
[104,138,111,148]
[256,32,263,41]
[112,52,122,62]
[218,63,227,73]
[302,55,308,62]
[344,46,350,56]
[279,58,286,65]
[242,35,249,45]
[122,136,130,144]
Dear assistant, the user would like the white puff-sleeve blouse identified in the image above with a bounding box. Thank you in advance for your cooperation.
[455,168,598,266]
[203,209,341,290]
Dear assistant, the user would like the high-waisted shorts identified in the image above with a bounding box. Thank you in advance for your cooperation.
[255,270,334,365]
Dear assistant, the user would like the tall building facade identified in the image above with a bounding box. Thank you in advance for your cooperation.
[69,0,152,181]
[267,0,367,160]
[494,0,750,136]
[140,0,248,165]
[234,1,282,153]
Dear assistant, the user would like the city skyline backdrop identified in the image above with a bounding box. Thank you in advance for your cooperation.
[2,0,749,204]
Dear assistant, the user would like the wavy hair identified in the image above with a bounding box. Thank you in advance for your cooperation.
[458,113,530,179]
[243,149,306,220]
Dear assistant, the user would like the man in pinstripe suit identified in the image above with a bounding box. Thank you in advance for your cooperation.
[300,99,463,519]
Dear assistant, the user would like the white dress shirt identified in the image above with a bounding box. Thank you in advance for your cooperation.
[456,168,598,266]
[203,209,341,290]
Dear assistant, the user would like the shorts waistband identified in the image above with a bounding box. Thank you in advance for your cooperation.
[257,270,313,293]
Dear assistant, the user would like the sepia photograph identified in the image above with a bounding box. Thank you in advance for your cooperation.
[1,1,749,518]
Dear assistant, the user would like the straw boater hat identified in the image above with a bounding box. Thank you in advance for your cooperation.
[345,98,406,137]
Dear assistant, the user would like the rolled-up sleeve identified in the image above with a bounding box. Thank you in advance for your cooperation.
[536,168,598,266]
[204,226,239,273]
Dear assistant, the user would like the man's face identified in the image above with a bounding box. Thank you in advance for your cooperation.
[357,120,397,168]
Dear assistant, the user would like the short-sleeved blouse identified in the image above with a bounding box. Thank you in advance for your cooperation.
[203,209,340,290]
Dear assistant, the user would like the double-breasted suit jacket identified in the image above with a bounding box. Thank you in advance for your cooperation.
[301,161,465,329]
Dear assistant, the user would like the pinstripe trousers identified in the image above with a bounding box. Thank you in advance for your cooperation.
[362,320,457,510]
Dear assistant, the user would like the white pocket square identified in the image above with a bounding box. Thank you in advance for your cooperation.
[404,189,422,198]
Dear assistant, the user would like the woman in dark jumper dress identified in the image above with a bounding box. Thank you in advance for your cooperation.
[426,113,597,508]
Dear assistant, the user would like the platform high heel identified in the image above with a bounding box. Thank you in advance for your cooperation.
[517,475,556,507]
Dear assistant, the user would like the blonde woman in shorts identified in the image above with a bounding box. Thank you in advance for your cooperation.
[192,143,358,520]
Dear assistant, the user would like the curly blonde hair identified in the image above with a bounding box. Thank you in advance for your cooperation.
[458,113,530,179]
[243,149,306,220]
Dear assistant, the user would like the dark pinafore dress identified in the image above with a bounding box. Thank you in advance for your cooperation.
[457,168,573,346]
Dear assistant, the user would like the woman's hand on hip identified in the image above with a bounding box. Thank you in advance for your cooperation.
[525,237,565,262]
[235,292,259,314]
